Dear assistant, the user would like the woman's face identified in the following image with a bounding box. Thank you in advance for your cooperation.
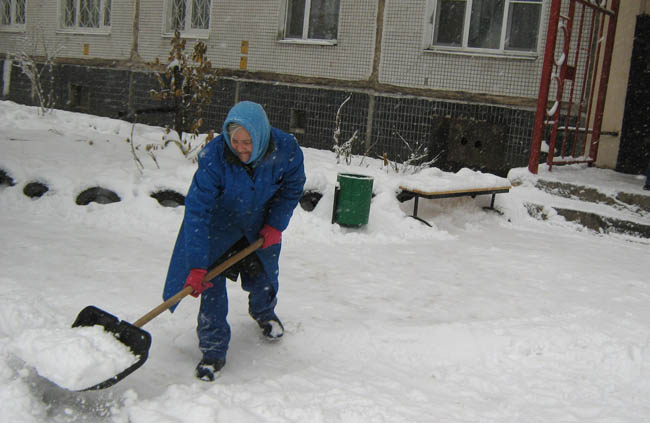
[230,127,253,163]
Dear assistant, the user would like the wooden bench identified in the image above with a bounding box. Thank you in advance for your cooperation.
[398,185,512,226]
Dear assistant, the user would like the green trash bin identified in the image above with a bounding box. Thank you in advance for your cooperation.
[332,173,374,227]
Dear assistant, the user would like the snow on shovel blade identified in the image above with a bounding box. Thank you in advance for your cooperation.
[72,305,151,391]
[67,239,263,391]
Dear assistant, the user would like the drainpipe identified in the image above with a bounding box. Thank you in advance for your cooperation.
[369,0,385,85]
[366,0,385,151]
[130,0,141,61]
[365,93,375,152]
[128,0,141,117]
[3,59,12,97]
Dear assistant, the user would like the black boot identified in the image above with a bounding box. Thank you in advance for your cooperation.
[257,316,284,340]
[195,358,226,381]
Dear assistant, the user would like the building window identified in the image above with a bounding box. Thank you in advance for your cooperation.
[1,0,25,29]
[285,0,340,41]
[164,0,211,36]
[59,0,111,31]
[430,0,542,53]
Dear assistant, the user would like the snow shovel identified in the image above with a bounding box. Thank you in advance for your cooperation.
[71,237,264,391]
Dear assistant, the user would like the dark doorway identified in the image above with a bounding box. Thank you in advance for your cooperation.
[617,14,650,174]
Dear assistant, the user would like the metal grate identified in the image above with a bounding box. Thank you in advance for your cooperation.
[103,0,111,26]
[79,0,100,28]
[169,0,186,31]
[15,0,24,24]
[529,0,620,173]
[1,0,10,24]
[1,0,25,25]
[191,0,210,29]
[62,0,76,27]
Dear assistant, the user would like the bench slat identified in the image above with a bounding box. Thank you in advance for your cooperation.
[399,185,511,197]
[398,185,512,226]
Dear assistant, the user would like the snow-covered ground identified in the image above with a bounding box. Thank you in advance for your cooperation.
[1,101,649,423]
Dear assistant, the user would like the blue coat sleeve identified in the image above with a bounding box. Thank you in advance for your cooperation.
[266,134,306,231]
[183,144,223,269]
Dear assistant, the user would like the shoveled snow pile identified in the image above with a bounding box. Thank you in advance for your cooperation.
[9,325,138,391]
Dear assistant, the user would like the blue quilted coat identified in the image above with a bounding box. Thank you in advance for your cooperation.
[163,102,306,307]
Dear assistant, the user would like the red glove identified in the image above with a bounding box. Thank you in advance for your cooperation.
[184,268,212,297]
[259,224,282,249]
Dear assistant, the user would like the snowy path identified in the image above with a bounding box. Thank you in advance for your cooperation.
[2,202,650,422]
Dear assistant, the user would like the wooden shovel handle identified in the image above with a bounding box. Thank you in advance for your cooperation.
[132,238,265,328]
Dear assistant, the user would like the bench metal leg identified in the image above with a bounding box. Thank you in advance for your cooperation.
[412,215,432,227]
[410,194,432,227]
[482,193,504,215]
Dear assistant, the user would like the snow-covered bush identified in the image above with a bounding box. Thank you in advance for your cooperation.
[150,31,217,159]
[333,95,363,165]
[380,132,439,174]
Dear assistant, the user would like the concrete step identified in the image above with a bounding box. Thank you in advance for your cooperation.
[525,202,650,239]
[535,180,650,215]
[527,179,650,238]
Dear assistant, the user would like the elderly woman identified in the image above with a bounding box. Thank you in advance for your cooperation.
[163,101,306,381]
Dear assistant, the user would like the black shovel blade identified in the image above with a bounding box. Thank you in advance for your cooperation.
[71,305,152,391]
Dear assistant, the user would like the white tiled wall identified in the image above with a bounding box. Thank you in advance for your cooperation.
[137,0,377,81]
[379,0,549,99]
[0,0,133,60]
[0,0,555,99]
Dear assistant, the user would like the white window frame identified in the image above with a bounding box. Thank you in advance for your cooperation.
[278,0,340,46]
[0,0,26,32]
[57,0,111,34]
[423,0,544,58]
[162,0,212,38]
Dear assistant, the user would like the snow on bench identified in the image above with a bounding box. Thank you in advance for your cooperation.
[398,168,511,226]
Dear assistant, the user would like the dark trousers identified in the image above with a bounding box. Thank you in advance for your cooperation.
[197,270,278,360]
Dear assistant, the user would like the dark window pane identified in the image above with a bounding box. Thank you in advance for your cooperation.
[103,0,111,26]
[286,0,305,38]
[468,0,504,49]
[506,3,541,51]
[191,0,210,29]
[63,0,76,27]
[434,0,466,46]
[80,0,100,28]
[1,0,10,25]
[16,0,25,24]
[308,0,339,40]
[171,0,186,31]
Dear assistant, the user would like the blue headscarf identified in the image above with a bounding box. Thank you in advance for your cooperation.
[223,101,271,165]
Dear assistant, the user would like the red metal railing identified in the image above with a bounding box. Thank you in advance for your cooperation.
[528,0,619,174]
